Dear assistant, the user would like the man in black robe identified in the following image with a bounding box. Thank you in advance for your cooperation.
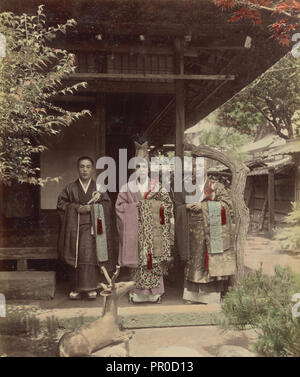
[57,156,116,300]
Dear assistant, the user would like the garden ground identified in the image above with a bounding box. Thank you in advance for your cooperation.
[1,232,299,357]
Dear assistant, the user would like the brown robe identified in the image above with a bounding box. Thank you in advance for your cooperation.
[57,179,116,291]
[174,179,235,295]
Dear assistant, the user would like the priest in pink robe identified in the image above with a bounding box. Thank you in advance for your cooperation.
[115,142,174,303]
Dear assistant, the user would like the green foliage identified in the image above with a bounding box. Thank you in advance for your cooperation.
[0,5,91,185]
[196,124,252,161]
[218,52,300,139]
[0,303,89,356]
[218,101,263,136]
[274,201,300,252]
[220,266,300,356]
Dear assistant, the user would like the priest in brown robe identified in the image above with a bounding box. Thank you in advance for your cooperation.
[57,156,116,300]
[175,157,235,304]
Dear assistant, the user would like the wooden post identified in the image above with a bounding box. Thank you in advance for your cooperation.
[294,153,300,201]
[268,168,275,236]
[175,83,185,166]
[96,94,106,159]
[259,198,268,231]
[0,183,3,229]
[174,38,185,200]
[17,259,28,271]
[246,179,253,207]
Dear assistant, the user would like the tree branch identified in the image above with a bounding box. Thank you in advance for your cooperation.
[248,3,299,19]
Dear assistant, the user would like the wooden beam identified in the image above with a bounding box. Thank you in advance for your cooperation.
[52,40,250,55]
[69,73,235,81]
[268,168,275,235]
[143,98,174,139]
[186,54,243,126]
[62,80,175,94]
[48,21,251,37]
[0,271,56,300]
[195,46,250,51]
[0,247,57,260]
[53,41,176,55]
[143,51,232,141]
[208,171,232,177]
[52,95,96,103]
[188,53,240,112]
[189,80,228,112]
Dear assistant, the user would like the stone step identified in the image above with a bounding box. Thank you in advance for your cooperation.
[36,303,222,329]
[0,271,56,300]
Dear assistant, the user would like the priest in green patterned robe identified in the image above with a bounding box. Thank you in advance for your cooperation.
[175,158,235,304]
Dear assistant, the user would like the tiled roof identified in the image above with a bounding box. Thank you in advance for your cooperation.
[248,156,294,176]
[269,138,300,156]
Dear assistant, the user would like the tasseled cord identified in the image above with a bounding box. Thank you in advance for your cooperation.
[221,206,226,225]
[97,218,103,235]
[204,249,209,271]
[160,205,165,225]
[147,246,152,270]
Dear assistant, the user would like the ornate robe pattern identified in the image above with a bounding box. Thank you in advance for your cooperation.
[175,180,235,295]
[116,180,173,292]
[133,189,173,289]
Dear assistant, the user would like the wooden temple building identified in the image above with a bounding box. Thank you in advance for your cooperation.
[244,137,300,234]
[0,0,292,298]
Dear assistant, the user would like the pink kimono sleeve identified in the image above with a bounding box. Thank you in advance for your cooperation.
[115,190,139,267]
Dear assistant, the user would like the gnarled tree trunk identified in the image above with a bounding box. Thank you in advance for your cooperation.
[184,143,250,281]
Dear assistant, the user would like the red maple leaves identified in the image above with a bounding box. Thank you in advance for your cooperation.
[216,0,300,46]
[229,8,262,24]
[215,0,236,10]
[272,19,298,45]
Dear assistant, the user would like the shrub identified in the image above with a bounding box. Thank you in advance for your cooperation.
[0,5,90,185]
[220,266,300,356]
[274,201,300,252]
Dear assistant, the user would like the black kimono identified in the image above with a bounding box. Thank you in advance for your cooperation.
[57,179,116,292]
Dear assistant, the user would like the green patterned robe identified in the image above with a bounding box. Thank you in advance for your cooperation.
[175,180,235,302]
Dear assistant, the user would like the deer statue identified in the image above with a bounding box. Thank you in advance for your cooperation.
[58,265,135,357]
